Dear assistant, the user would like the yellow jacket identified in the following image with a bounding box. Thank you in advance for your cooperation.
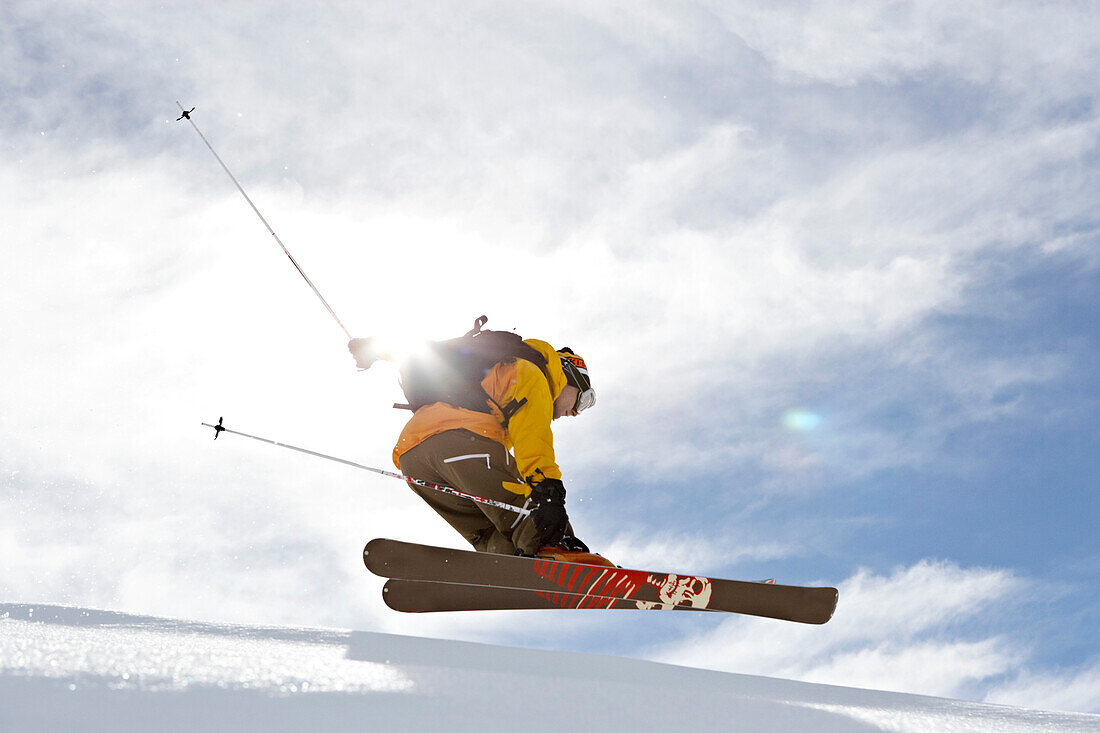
[392,339,567,495]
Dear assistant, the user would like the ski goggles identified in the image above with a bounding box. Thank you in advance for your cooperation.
[559,353,596,413]
[573,385,596,413]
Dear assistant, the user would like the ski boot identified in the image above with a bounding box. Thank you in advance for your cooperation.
[535,536,616,567]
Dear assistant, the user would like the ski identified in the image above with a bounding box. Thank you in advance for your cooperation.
[384,576,777,613]
[364,538,838,624]
[382,578,711,612]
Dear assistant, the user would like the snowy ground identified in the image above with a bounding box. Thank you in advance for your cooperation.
[1,603,1096,733]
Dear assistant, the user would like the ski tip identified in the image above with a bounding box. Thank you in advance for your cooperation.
[813,587,840,624]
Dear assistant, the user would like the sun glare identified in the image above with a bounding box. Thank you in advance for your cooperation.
[366,331,433,367]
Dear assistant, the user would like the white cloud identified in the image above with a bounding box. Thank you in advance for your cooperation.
[801,638,1016,697]
[597,531,792,574]
[985,660,1100,715]
[709,1,1100,92]
[651,561,1028,698]
[3,0,1085,561]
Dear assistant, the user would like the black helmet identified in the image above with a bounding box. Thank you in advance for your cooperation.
[556,348,595,412]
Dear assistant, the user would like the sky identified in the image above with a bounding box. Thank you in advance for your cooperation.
[1,0,1097,715]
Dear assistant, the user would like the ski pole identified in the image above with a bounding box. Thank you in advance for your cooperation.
[201,418,531,518]
[176,102,353,341]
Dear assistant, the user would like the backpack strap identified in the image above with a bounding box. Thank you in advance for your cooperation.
[497,397,528,427]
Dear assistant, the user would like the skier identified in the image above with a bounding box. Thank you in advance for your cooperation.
[349,325,602,562]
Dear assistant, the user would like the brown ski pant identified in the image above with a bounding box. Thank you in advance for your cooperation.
[398,430,559,555]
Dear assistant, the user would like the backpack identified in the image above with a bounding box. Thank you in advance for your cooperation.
[397,316,551,422]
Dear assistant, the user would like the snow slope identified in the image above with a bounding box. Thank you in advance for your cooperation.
[1,603,1095,733]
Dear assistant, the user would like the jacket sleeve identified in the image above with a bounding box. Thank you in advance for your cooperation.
[506,358,562,484]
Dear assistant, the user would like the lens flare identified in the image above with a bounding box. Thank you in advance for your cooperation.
[783,409,821,431]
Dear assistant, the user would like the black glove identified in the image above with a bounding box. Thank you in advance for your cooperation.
[528,478,568,547]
